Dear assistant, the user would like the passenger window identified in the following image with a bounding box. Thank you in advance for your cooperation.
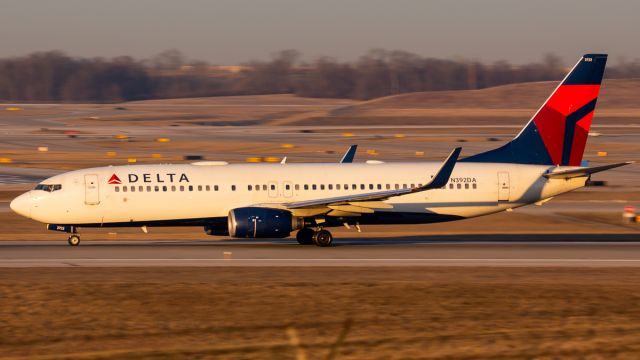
[360,184,365,190]
[262,185,267,191]
[395,184,399,190]
[336,184,341,190]
[130,186,135,192]
[320,184,325,190]
[180,186,184,191]
[344,184,349,190]
[377,184,382,190]
[457,184,461,189]
[139,186,143,192]
[473,183,477,189]
[449,183,454,189]
[295,184,300,190]
[386,184,391,190]
[155,186,160,192]
[465,183,469,189]
[248,185,253,191]
[171,185,176,191]
[197,185,202,191]
[115,186,120,192]
[270,184,275,190]
[403,184,408,189]
[122,186,127,193]
[214,185,219,191]
[188,185,193,191]
[286,184,291,190]
[411,184,415,188]
[162,186,167,192]
[232,185,236,191]
[147,186,152,192]
[328,184,333,190]
[352,184,357,190]
[254,184,260,191]
[206,185,210,191]
[369,184,373,190]
[312,184,317,190]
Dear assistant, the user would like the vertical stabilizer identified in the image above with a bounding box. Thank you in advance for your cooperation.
[463,54,607,165]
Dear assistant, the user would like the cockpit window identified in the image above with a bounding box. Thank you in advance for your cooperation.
[34,184,62,192]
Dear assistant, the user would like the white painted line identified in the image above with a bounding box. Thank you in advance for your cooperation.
[2,258,640,262]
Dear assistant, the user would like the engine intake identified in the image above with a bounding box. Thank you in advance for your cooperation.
[228,207,300,238]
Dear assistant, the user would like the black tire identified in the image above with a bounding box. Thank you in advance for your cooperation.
[296,228,314,245]
[312,230,333,247]
[68,235,80,246]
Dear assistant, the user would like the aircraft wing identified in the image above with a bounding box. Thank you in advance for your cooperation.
[283,147,461,211]
[543,161,633,179]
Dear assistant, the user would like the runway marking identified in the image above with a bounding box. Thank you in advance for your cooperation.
[3,258,640,262]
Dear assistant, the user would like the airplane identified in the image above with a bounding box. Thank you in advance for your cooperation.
[9,53,633,246]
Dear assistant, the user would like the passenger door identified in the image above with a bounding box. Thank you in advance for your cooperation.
[497,172,510,202]
[84,174,100,205]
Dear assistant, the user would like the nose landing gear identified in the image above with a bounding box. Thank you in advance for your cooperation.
[68,235,80,246]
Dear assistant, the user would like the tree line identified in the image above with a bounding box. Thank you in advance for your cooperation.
[0,49,638,102]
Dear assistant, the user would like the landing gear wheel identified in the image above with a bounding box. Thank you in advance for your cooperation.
[312,230,333,247]
[296,228,315,245]
[68,235,80,246]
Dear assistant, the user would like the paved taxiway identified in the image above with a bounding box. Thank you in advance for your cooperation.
[1,236,640,267]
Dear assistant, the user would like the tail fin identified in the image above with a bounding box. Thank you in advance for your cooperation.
[463,54,607,166]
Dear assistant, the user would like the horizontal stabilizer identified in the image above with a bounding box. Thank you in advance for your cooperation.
[543,161,633,179]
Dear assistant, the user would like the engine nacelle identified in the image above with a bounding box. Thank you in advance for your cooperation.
[228,207,300,238]
[204,223,229,236]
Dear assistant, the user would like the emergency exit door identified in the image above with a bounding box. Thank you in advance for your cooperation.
[497,172,510,202]
[85,174,100,205]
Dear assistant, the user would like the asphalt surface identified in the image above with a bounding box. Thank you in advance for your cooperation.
[2,236,640,267]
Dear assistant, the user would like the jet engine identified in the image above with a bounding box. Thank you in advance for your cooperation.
[228,207,302,238]
[204,223,229,236]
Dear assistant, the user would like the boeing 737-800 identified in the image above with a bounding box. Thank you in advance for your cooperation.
[9,54,632,246]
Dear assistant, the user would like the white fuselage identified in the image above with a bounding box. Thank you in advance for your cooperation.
[12,161,587,227]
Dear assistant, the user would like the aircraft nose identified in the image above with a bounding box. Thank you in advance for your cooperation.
[10,192,31,218]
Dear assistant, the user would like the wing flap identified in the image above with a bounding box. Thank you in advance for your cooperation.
[348,201,394,209]
[327,210,362,217]
[328,205,375,214]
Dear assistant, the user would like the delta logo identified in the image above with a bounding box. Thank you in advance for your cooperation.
[108,174,122,184]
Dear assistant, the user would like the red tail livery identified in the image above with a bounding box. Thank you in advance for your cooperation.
[464,54,607,166]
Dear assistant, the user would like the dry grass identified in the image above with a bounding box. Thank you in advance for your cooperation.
[3,267,640,359]
[351,79,640,110]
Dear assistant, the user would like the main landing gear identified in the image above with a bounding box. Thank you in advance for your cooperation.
[68,234,80,246]
[296,228,333,247]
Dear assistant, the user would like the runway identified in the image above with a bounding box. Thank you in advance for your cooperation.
[2,235,640,267]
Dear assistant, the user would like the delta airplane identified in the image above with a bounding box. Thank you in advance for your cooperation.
[9,54,632,246]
